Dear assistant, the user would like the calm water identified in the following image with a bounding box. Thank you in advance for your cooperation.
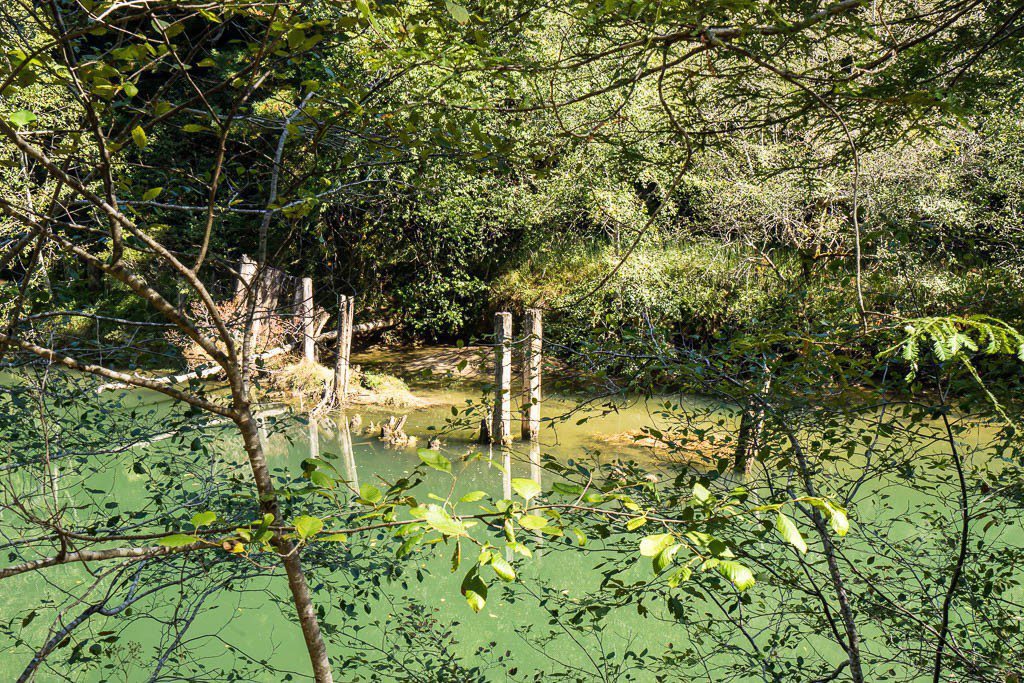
[0,369,1019,681]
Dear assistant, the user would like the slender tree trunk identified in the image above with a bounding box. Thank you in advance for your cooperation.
[933,410,969,683]
[786,429,864,683]
[734,364,772,474]
[234,405,334,682]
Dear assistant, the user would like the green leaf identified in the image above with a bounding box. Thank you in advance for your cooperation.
[775,512,808,553]
[417,448,451,473]
[320,533,348,542]
[123,82,138,97]
[157,534,198,548]
[190,511,216,528]
[459,490,486,503]
[131,126,148,148]
[626,516,647,531]
[359,483,383,504]
[693,482,711,502]
[142,187,163,201]
[422,505,468,536]
[461,568,488,613]
[716,560,755,591]
[10,110,36,128]
[511,477,541,501]
[445,0,471,24]
[653,543,681,574]
[489,555,516,582]
[666,566,692,587]
[293,515,324,539]
[518,514,547,530]
[639,533,674,557]
[829,506,850,536]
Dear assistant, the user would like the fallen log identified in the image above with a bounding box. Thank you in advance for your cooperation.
[95,344,296,393]
[317,318,394,342]
[95,318,392,394]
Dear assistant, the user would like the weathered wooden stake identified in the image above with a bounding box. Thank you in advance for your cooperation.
[521,308,543,441]
[332,295,354,402]
[235,254,257,299]
[342,297,354,397]
[491,311,512,444]
[338,414,359,491]
[308,417,320,460]
[297,277,315,362]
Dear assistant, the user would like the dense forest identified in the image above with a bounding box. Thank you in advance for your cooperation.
[2,1,1024,681]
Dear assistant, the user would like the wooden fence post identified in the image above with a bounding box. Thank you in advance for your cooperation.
[332,295,354,401]
[235,254,257,299]
[339,415,358,490]
[521,308,542,441]
[492,311,512,444]
[308,417,320,460]
[296,277,315,362]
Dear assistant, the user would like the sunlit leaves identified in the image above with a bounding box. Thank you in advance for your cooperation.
[775,512,807,553]
[715,560,756,591]
[518,514,548,530]
[294,515,324,539]
[417,448,452,473]
[414,504,468,537]
[157,534,199,548]
[8,110,36,129]
[445,0,471,25]
[131,126,148,148]
[639,533,674,557]
[461,567,488,613]
[190,511,217,528]
[511,477,541,501]
[489,555,516,582]
[359,483,384,504]
[804,498,850,536]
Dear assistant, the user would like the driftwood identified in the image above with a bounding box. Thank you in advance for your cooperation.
[318,318,394,342]
[97,318,381,394]
[95,344,297,393]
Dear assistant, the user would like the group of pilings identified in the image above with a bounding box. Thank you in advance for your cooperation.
[236,254,355,402]
[488,308,543,445]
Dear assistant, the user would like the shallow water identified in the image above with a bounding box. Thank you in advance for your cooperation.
[0,367,1019,681]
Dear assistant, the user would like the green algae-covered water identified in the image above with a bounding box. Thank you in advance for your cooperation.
[1,365,1020,682]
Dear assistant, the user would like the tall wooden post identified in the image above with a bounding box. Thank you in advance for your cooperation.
[339,415,358,490]
[296,277,315,362]
[332,295,354,401]
[235,254,257,299]
[521,308,542,441]
[308,417,320,460]
[491,311,512,445]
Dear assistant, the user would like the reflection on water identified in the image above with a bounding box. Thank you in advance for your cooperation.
[2,372,1020,682]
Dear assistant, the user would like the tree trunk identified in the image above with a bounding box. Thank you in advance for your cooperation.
[234,405,334,682]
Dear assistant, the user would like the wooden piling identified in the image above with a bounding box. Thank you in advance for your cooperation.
[521,308,542,441]
[235,254,257,299]
[308,417,320,460]
[492,311,512,444]
[296,277,315,362]
[332,295,354,402]
[339,415,358,490]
